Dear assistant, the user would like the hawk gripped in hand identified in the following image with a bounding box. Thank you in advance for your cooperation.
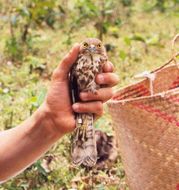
[70,38,108,167]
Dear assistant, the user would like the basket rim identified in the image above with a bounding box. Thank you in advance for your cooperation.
[108,64,179,104]
[108,87,179,104]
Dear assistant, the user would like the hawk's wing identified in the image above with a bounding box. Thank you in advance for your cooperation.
[69,66,80,104]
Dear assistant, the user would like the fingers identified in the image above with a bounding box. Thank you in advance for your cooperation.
[103,61,114,73]
[80,88,113,102]
[96,73,119,87]
[52,44,80,81]
[72,101,103,117]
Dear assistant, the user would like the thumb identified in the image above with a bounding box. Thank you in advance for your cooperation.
[52,43,80,81]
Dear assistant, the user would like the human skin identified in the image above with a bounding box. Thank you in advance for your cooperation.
[0,44,119,182]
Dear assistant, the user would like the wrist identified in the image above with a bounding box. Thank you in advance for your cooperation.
[33,104,64,141]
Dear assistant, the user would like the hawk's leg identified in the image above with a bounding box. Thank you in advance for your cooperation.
[81,124,86,141]
[74,114,83,142]
[74,114,87,142]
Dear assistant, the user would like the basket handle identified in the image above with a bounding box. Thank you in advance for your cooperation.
[151,34,179,73]
[134,35,179,95]
[172,33,179,65]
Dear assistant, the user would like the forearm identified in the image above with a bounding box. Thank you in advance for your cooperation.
[0,104,62,182]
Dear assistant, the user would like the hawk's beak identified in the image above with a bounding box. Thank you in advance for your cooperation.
[88,45,96,53]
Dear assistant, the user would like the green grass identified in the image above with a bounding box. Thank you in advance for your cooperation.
[0,1,178,189]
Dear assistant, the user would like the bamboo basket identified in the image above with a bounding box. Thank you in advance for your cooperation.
[107,35,179,190]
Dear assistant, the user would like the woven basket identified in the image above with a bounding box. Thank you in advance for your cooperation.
[107,36,179,190]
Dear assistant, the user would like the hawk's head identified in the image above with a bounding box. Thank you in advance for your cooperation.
[80,38,106,55]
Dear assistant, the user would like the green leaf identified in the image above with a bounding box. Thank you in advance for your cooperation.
[21,6,30,17]
[115,18,122,27]
[121,0,132,6]
[37,88,47,106]
[105,0,113,9]
[130,34,146,43]
[146,35,160,45]
[119,50,127,61]
[34,160,48,176]
[124,36,131,46]
[10,15,18,26]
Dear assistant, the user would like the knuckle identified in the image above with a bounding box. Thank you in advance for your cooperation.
[77,104,83,112]
[110,73,119,85]
[107,88,114,99]
[108,61,114,68]
[52,69,59,80]
[103,61,114,72]
[111,89,115,97]
[98,108,103,116]
[96,102,103,114]
[69,49,73,55]
[62,54,69,64]
[114,74,119,83]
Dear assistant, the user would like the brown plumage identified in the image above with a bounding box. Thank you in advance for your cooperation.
[70,38,108,167]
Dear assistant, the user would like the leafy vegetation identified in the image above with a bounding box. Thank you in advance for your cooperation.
[0,0,178,189]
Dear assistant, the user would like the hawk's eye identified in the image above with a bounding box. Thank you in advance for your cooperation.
[83,42,89,48]
[97,43,102,48]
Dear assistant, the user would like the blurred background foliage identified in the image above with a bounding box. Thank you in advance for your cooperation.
[0,0,179,189]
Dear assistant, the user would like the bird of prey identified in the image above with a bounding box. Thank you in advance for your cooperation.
[70,38,108,167]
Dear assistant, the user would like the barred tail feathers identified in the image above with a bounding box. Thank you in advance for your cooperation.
[83,123,97,167]
[71,136,85,166]
[71,113,97,167]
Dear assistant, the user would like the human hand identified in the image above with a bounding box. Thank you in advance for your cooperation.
[43,44,119,136]
[0,44,118,181]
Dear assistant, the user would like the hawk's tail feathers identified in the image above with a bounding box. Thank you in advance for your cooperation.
[71,118,97,167]
[71,134,85,166]
[82,124,97,167]
[71,125,97,167]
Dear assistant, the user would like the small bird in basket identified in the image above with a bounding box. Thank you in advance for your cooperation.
[70,38,108,167]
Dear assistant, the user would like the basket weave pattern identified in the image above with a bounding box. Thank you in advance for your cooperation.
[108,64,179,190]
